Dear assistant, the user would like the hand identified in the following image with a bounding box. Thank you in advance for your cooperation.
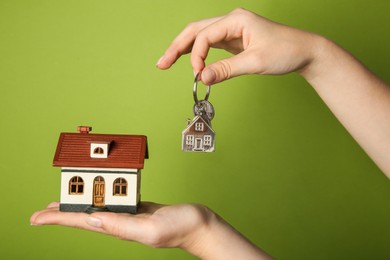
[30,202,273,259]
[30,201,212,249]
[156,8,320,85]
[157,8,390,178]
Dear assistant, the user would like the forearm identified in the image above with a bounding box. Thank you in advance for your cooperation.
[300,36,390,177]
[181,213,273,260]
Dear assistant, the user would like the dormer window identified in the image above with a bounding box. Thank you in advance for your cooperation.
[90,141,111,158]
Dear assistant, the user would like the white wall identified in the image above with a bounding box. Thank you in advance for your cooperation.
[60,168,140,206]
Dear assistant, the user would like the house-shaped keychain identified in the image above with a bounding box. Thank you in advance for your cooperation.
[182,115,215,152]
[53,126,148,213]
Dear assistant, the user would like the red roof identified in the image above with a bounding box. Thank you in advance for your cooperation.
[53,132,148,169]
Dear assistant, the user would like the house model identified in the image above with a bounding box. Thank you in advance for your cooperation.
[53,126,148,214]
[182,115,215,152]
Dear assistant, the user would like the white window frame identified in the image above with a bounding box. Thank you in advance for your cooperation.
[186,135,194,145]
[195,122,204,131]
[204,135,212,146]
[90,142,110,158]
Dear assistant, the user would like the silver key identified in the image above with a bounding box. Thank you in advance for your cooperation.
[193,100,215,124]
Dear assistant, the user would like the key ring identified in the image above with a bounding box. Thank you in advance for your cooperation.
[193,72,211,105]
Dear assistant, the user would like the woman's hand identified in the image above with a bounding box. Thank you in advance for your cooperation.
[156,8,320,85]
[30,202,212,248]
[30,202,273,259]
[157,8,390,178]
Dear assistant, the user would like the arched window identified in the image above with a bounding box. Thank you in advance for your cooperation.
[69,176,84,194]
[94,147,104,154]
[113,178,127,196]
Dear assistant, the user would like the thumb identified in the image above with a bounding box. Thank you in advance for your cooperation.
[86,212,143,241]
[200,60,231,85]
[201,51,256,85]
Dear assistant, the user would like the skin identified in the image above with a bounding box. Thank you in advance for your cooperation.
[31,8,390,260]
[157,8,390,178]
[30,202,273,259]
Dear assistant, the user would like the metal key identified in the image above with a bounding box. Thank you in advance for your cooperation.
[193,99,215,125]
[182,73,216,152]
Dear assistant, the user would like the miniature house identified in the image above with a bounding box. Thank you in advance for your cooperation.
[182,115,215,152]
[53,126,148,213]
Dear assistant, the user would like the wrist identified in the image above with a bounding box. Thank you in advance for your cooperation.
[180,208,273,259]
[178,205,217,257]
[298,33,335,81]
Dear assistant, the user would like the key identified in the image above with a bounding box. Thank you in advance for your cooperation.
[182,74,216,152]
[193,100,215,125]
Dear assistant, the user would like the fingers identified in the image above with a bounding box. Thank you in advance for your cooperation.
[156,17,222,70]
[30,202,207,249]
[30,203,58,226]
[47,201,60,208]
[30,201,166,244]
[190,15,243,75]
[31,207,104,233]
[157,9,252,85]
[87,212,146,242]
[86,202,165,242]
[30,202,108,235]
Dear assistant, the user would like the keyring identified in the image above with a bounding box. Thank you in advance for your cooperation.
[193,72,211,104]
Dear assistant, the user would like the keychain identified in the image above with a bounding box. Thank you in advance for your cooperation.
[182,73,216,152]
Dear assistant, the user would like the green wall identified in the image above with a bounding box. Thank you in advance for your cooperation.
[1,0,390,259]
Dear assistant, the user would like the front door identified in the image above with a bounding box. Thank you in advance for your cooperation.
[93,176,105,207]
[194,138,203,150]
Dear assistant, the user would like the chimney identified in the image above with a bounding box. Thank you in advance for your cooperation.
[77,126,92,134]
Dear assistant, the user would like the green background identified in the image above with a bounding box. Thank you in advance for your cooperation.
[1,0,390,259]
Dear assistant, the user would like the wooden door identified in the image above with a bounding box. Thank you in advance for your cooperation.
[93,176,105,207]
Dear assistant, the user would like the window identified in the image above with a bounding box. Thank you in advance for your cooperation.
[94,147,104,154]
[195,122,204,131]
[186,135,194,145]
[69,176,84,194]
[90,142,110,158]
[204,135,212,146]
[113,178,127,196]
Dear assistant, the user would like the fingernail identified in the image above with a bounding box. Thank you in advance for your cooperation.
[86,217,102,228]
[202,69,216,84]
[156,56,164,67]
